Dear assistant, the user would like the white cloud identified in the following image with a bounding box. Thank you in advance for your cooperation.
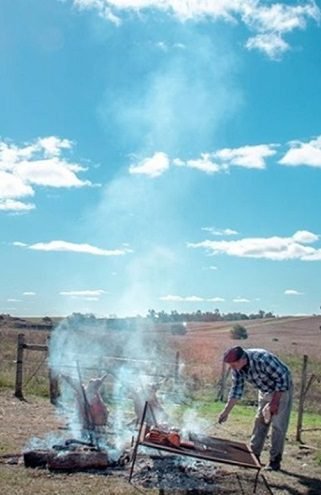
[182,154,221,174]
[0,136,93,212]
[13,241,27,247]
[233,297,250,303]
[284,289,303,296]
[160,294,204,302]
[60,290,107,297]
[23,292,36,296]
[214,144,277,169]
[14,240,133,256]
[292,230,318,243]
[71,0,321,59]
[129,152,170,178]
[0,199,35,211]
[0,171,34,199]
[131,143,277,178]
[242,2,319,33]
[16,159,91,188]
[279,136,321,167]
[202,227,238,236]
[160,294,225,302]
[188,230,321,261]
[246,33,289,60]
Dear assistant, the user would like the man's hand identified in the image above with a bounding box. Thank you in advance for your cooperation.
[218,410,229,424]
[269,401,279,415]
[269,391,282,415]
[218,398,238,424]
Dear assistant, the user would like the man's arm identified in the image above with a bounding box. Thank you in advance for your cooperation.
[218,398,239,423]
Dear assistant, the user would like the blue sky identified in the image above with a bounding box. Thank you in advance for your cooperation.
[1,0,321,317]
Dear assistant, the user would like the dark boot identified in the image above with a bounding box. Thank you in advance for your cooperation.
[265,454,282,471]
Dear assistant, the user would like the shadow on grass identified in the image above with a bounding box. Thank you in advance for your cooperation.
[268,468,321,495]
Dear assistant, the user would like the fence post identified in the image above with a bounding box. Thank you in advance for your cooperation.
[15,333,25,400]
[296,354,308,442]
[175,352,180,383]
[48,369,59,405]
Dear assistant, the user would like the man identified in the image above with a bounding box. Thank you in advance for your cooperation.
[218,346,292,471]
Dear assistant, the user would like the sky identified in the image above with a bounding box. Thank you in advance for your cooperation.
[1,0,321,318]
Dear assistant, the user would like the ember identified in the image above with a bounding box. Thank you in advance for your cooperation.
[132,454,219,492]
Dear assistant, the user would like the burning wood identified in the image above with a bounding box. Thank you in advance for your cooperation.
[48,450,109,471]
[23,439,132,472]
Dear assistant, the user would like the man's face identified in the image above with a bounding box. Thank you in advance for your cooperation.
[229,357,246,370]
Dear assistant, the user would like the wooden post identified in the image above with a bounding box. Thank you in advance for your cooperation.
[15,333,25,400]
[174,352,180,383]
[296,354,308,442]
[48,369,59,405]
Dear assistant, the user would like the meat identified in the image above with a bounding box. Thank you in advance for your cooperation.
[145,426,181,448]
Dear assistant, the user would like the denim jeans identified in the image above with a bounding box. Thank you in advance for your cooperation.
[250,381,293,462]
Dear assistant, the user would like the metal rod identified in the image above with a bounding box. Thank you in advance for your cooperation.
[76,361,97,448]
[129,401,149,482]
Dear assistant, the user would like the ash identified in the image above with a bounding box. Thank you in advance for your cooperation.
[132,454,220,492]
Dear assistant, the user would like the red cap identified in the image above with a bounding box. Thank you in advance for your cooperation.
[223,346,244,363]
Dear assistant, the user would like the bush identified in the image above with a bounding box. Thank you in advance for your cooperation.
[170,323,187,335]
[230,324,248,340]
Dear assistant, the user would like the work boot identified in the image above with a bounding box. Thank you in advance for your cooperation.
[265,455,281,471]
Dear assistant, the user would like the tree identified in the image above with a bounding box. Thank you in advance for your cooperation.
[230,323,248,340]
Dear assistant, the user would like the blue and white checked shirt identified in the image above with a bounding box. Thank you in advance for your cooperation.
[228,348,291,400]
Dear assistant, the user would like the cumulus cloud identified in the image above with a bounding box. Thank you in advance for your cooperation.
[188,230,321,261]
[129,152,170,178]
[233,297,250,303]
[13,240,133,256]
[71,0,320,59]
[0,199,35,212]
[60,289,107,297]
[279,135,321,167]
[23,292,36,296]
[202,227,238,236]
[130,143,276,178]
[246,33,289,60]
[214,144,277,169]
[160,294,225,302]
[176,154,221,174]
[284,289,304,296]
[0,137,93,212]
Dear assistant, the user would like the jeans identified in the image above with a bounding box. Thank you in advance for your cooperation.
[250,381,293,463]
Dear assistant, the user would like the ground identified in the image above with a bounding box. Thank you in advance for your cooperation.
[1,389,320,495]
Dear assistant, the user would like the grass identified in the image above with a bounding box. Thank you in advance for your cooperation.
[0,466,143,495]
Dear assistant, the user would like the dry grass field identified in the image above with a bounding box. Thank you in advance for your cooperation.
[1,315,321,494]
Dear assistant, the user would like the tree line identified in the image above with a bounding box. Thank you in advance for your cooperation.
[146,308,275,323]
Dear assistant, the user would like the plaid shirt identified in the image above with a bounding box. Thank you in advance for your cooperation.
[228,348,291,400]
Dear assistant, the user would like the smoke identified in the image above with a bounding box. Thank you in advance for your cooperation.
[47,313,180,452]
[83,20,244,317]
[45,312,213,456]
[98,23,242,156]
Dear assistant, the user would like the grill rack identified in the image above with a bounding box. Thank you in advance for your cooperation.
[129,401,274,494]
